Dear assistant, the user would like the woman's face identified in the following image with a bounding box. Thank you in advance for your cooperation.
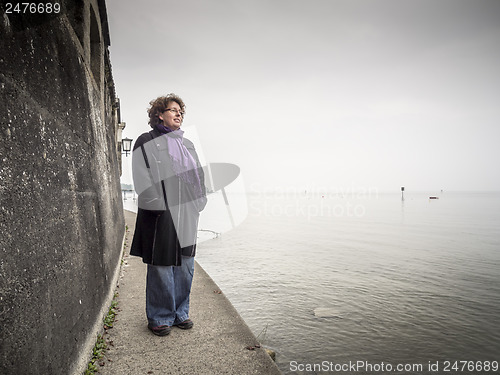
[159,101,183,130]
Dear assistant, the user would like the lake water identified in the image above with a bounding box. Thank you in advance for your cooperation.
[195,191,500,374]
[124,191,500,374]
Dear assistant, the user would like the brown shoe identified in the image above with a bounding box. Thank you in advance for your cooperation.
[175,319,194,330]
[148,325,171,336]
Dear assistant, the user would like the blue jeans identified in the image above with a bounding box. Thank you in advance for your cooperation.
[146,256,195,327]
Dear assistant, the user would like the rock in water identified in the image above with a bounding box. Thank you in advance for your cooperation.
[265,348,276,361]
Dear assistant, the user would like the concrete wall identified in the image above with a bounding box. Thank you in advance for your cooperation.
[0,1,125,374]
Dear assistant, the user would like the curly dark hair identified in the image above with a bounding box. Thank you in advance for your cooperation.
[147,93,186,128]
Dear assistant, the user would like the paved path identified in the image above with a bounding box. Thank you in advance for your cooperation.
[98,210,282,375]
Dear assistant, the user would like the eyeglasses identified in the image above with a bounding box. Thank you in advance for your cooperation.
[163,108,185,117]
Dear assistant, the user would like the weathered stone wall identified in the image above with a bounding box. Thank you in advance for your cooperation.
[0,1,125,374]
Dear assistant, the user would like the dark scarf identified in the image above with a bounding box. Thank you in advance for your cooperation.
[155,124,203,200]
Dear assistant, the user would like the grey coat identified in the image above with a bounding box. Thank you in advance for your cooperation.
[130,128,207,266]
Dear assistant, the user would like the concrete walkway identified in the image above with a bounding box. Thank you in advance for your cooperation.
[98,210,282,375]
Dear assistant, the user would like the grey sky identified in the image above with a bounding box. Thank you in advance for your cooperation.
[107,0,500,192]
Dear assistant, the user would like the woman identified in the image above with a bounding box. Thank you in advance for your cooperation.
[130,93,207,336]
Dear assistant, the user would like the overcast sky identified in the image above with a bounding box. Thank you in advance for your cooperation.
[107,0,500,193]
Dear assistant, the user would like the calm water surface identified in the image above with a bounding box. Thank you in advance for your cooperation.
[195,191,500,374]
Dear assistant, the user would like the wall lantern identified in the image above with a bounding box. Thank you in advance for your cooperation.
[121,137,133,156]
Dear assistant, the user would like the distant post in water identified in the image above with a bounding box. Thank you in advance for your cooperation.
[401,186,405,201]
